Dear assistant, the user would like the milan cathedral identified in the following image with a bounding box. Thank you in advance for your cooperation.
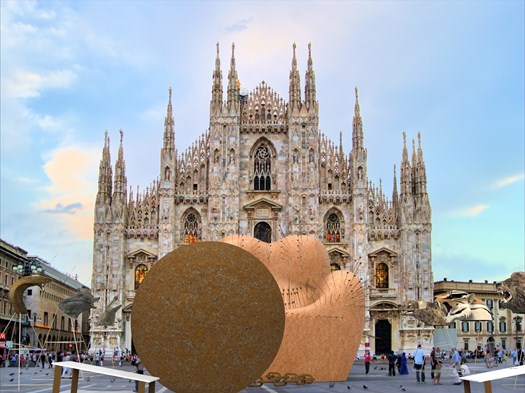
[90,43,433,355]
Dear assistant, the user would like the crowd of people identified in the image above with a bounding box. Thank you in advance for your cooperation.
[374,345,524,386]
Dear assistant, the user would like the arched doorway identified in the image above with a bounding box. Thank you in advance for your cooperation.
[375,319,392,356]
[487,336,496,356]
[254,222,272,243]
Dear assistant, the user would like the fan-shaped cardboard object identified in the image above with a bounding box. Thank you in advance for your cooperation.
[223,235,365,381]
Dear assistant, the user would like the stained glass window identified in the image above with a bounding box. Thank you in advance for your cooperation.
[254,144,271,190]
[135,264,148,290]
[325,213,341,243]
[376,263,389,288]
[182,212,201,243]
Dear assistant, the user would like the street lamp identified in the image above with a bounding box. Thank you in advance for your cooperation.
[514,316,522,349]
[13,261,43,276]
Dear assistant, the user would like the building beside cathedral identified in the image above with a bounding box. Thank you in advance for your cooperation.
[90,43,432,356]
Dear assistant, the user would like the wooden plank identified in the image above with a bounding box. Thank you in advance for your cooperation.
[52,365,62,393]
[461,365,525,383]
[52,361,159,383]
[71,368,79,393]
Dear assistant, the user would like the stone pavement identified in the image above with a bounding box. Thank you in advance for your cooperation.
[0,359,523,392]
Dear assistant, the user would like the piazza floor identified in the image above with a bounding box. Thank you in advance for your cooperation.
[0,359,523,393]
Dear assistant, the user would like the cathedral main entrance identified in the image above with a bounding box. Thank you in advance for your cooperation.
[254,222,272,243]
[375,319,392,356]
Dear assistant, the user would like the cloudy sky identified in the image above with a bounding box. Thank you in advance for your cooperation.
[1,0,523,286]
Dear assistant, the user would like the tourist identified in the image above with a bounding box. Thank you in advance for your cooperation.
[388,351,397,376]
[451,347,462,385]
[430,346,436,379]
[399,352,409,375]
[460,358,471,377]
[133,356,144,392]
[364,351,371,374]
[433,358,443,385]
[413,344,425,383]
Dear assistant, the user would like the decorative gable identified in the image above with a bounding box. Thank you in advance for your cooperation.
[126,248,157,269]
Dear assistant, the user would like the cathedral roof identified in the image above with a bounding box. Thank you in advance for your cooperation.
[240,81,287,126]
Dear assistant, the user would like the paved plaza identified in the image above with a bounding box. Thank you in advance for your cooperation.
[0,359,523,393]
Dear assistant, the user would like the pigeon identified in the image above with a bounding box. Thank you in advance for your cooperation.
[9,378,14,382]
[329,382,335,388]
[401,389,406,392]
[347,386,352,390]
[129,379,132,383]
[9,372,14,376]
[363,385,368,390]
[110,377,115,383]
[45,373,49,375]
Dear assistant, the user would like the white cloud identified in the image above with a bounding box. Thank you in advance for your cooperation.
[3,69,77,99]
[449,204,490,218]
[36,145,100,240]
[493,173,525,188]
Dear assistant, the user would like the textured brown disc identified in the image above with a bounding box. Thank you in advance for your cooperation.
[131,242,285,393]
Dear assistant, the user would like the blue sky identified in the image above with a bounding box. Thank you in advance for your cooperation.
[1,0,523,286]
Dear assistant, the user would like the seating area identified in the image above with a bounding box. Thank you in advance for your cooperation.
[461,365,525,393]
[51,361,159,393]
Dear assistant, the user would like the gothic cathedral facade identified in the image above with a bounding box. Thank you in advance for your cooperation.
[90,43,433,356]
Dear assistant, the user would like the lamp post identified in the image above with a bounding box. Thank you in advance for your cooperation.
[13,261,43,276]
[514,316,522,349]
[12,261,44,349]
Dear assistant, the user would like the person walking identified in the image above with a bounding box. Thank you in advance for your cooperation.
[430,346,436,380]
[133,356,144,392]
[413,344,425,383]
[451,347,462,385]
[399,352,409,375]
[433,358,443,385]
[388,351,398,376]
[364,352,371,374]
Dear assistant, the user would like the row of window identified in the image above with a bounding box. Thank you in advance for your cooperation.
[26,310,76,331]
[452,319,523,333]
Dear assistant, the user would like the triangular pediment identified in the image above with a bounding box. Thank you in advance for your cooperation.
[243,197,283,212]
[327,247,350,258]
[126,248,157,262]
[368,247,397,258]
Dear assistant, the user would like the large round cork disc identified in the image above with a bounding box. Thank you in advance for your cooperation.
[131,242,285,393]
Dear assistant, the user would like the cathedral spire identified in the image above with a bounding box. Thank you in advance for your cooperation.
[113,129,127,200]
[226,43,240,111]
[352,87,364,151]
[160,88,176,185]
[96,131,112,201]
[289,43,301,112]
[163,87,175,150]
[416,132,428,196]
[304,42,317,112]
[392,164,399,209]
[400,132,412,199]
[211,42,223,114]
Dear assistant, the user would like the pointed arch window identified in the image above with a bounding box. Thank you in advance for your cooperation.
[135,264,148,290]
[376,263,389,289]
[182,211,202,243]
[325,213,341,243]
[253,144,272,190]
